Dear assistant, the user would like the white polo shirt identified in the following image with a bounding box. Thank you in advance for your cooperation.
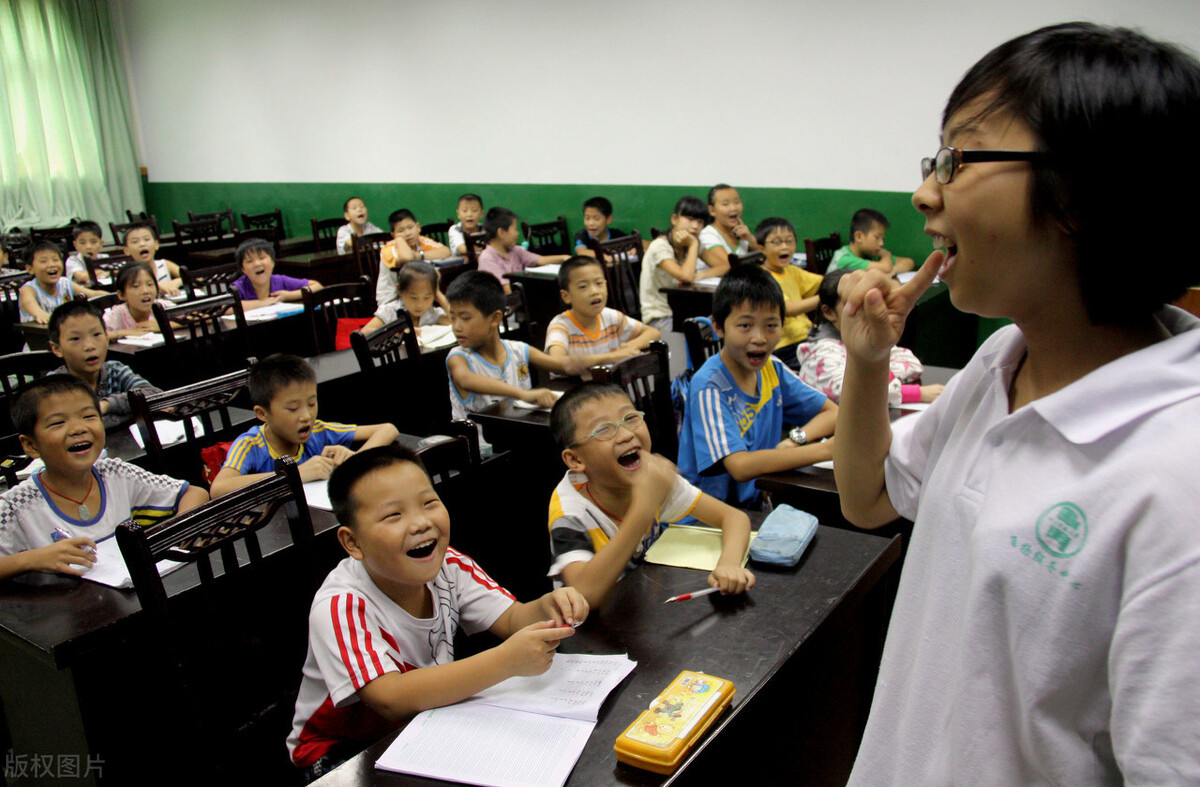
[850,307,1200,786]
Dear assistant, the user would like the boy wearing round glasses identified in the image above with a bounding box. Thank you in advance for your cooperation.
[835,23,1200,784]
[546,383,754,607]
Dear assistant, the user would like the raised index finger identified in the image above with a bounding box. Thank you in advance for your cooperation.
[891,250,944,313]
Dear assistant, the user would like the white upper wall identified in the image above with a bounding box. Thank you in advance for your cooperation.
[112,0,1200,191]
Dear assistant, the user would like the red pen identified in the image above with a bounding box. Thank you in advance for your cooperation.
[664,587,720,604]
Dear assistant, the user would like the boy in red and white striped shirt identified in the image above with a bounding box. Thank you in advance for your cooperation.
[288,444,588,774]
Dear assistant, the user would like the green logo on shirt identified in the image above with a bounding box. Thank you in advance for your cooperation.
[1036,502,1088,558]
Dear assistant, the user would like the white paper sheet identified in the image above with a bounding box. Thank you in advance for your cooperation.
[80,533,185,589]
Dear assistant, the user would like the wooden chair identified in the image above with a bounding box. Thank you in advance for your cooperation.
[729,250,766,267]
[683,316,722,373]
[173,217,229,262]
[462,230,487,267]
[153,294,251,386]
[87,291,122,313]
[239,208,284,239]
[109,217,159,246]
[420,220,453,247]
[349,310,434,432]
[349,308,420,373]
[187,208,237,235]
[114,457,316,781]
[128,366,255,484]
[85,253,134,289]
[521,215,570,255]
[593,230,644,320]
[0,350,63,438]
[803,232,842,276]
[501,281,539,345]
[352,231,394,283]
[125,209,153,223]
[231,227,281,259]
[310,217,343,253]
[1,231,30,265]
[29,223,77,256]
[591,340,677,461]
[0,271,32,354]
[302,276,373,356]
[181,262,240,300]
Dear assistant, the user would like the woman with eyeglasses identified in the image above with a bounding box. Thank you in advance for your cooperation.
[834,23,1200,785]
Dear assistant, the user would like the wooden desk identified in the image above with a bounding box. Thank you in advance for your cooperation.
[660,281,720,332]
[275,250,360,285]
[186,235,316,266]
[311,526,902,787]
[505,267,564,345]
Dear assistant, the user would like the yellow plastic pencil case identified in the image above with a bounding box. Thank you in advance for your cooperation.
[614,670,735,774]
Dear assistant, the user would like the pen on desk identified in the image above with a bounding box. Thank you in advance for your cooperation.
[664,587,720,604]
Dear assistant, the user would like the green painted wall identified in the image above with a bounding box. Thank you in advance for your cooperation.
[143,179,1009,348]
[143,180,932,261]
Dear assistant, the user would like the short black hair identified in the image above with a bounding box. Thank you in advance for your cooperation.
[235,237,275,267]
[48,299,103,344]
[343,196,364,212]
[754,217,796,247]
[942,22,1200,324]
[672,196,708,223]
[850,208,888,240]
[24,240,63,267]
[11,375,99,437]
[706,183,736,205]
[446,270,505,317]
[549,382,629,452]
[556,255,604,292]
[582,196,613,217]
[397,260,439,292]
[248,354,317,409]
[121,221,158,246]
[72,221,102,240]
[483,207,519,241]
[388,209,417,230]
[114,261,157,294]
[713,264,785,326]
[329,443,430,530]
[457,193,483,207]
[815,268,850,326]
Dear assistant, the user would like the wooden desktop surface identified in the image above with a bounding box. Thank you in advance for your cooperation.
[309,526,901,787]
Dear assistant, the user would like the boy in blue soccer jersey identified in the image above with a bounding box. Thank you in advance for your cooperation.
[678,266,838,508]
[210,354,399,497]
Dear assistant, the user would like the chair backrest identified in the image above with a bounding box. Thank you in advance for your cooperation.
[728,250,766,268]
[501,281,538,344]
[436,257,476,294]
[414,431,475,486]
[352,231,394,283]
[85,253,134,288]
[110,217,159,246]
[88,291,122,313]
[0,350,63,439]
[239,208,284,238]
[125,209,153,223]
[349,308,419,372]
[462,231,487,266]
[594,230,643,319]
[803,232,842,276]
[29,223,77,252]
[682,317,722,372]
[521,215,570,256]
[230,227,280,260]
[420,220,453,247]
[592,340,677,461]
[115,457,312,618]
[153,294,251,386]
[128,365,254,483]
[310,217,343,253]
[187,208,236,234]
[302,276,373,356]
[172,217,229,259]
[181,262,241,300]
[0,271,33,354]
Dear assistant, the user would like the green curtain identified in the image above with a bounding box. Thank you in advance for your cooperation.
[0,0,143,233]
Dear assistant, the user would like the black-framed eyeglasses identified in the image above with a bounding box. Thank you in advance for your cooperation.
[569,410,645,446]
[921,146,1049,184]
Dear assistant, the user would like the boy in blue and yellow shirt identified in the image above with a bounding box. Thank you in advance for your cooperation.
[211,354,399,496]
[678,266,837,508]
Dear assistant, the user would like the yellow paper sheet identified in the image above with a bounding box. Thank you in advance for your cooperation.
[643,525,754,571]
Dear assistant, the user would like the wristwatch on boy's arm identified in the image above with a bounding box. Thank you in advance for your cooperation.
[789,427,808,446]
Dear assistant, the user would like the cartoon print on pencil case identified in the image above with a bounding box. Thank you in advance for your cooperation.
[680,676,711,694]
[643,721,675,738]
[652,696,685,719]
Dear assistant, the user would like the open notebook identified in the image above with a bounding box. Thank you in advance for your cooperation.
[376,652,636,787]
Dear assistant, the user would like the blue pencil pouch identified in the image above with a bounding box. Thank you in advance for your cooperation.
[748,504,818,567]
